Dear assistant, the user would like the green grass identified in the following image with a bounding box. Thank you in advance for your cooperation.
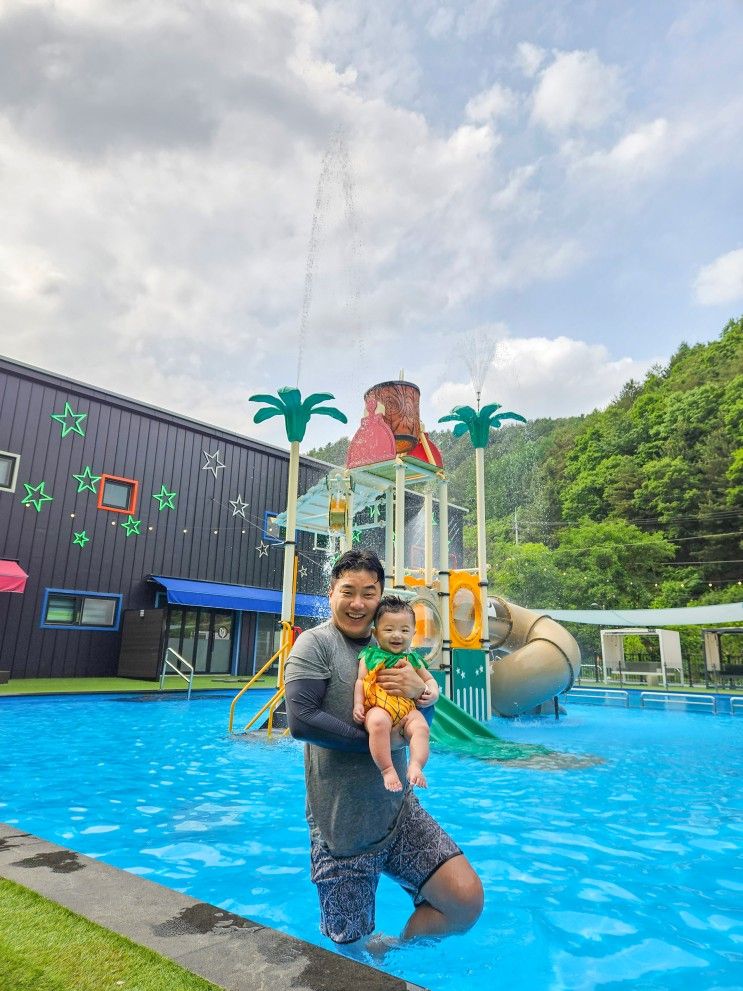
[0,675,278,697]
[0,877,223,991]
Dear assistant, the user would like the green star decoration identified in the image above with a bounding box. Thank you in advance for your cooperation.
[50,402,87,438]
[72,530,90,548]
[121,515,141,537]
[72,466,101,494]
[21,481,53,512]
[152,484,177,510]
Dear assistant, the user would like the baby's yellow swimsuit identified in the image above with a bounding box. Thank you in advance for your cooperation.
[359,645,427,726]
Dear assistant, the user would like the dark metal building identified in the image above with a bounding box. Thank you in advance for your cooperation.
[0,357,464,680]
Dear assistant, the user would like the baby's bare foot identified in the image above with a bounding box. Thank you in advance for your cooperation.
[382,767,402,792]
[407,763,427,788]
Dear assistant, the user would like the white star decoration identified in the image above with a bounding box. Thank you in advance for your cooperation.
[256,541,270,557]
[229,494,250,518]
[202,449,226,479]
[298,565,308,578]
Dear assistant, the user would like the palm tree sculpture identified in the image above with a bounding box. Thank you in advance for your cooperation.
[438,403,526,651]
[249,387,347,631]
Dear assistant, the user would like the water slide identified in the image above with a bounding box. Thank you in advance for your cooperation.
[429,694,548,761]
[488,596,581,716]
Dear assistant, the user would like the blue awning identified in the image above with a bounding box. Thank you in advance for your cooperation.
[148,575,329,619]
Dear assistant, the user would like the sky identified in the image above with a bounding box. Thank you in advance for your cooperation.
[1,0,742,450]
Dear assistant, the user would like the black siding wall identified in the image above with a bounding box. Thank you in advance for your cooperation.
[0,360,325,678]
[0,358,466,679]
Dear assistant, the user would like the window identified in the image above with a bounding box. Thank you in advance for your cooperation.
[0,451,20,493]
[41,589,122,630]
[263,510,283,543]
[97,474,139,514]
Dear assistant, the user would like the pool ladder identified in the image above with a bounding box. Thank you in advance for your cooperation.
[159,647,194,700]
[228,621,293,737]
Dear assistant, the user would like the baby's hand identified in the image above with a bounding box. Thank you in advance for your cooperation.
[352,703,366,724]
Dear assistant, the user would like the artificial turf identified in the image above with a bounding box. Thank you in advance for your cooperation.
[0,675,277,696]
[0,877,223,991]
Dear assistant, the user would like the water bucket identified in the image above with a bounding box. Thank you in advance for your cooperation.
[364,380,421,454]
[328,495,347,532]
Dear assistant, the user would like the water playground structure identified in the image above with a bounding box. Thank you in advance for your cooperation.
[229,378,581,747]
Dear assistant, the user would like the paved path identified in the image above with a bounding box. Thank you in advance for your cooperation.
[0,823,426,991]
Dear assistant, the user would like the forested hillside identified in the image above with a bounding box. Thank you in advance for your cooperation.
[308,317,743,627]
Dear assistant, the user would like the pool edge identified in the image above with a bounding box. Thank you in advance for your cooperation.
[0,822,426,991]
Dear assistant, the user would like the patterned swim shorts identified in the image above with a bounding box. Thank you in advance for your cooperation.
[309,794,462,944]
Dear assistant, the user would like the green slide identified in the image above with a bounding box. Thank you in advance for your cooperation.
[429,694,549,761]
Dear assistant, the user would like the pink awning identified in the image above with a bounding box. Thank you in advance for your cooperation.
[0,560,28,594]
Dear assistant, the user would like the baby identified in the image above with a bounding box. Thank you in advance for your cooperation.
[353,596,439,792]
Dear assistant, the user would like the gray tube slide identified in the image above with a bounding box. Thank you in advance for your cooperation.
[488,596,581,716]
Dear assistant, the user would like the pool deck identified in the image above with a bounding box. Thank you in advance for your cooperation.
[0,823,426,991]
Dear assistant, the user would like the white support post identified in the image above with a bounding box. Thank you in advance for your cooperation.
[474,446,492,718]
[438,474,451,698]
[394,458,406,588]
[384,487,394,588]
[424,487,434,587]
[344,484,354,553]
[280,441,300,625]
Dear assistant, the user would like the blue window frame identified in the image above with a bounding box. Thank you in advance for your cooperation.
[263,510,282,543]
[40,588,123,631]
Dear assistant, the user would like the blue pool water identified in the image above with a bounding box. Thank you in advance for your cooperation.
[1,691,741,990]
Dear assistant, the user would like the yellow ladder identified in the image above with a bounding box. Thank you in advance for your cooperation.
[228,620,294,737]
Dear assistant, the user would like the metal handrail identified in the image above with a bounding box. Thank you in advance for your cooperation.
[640,691,717,714]
[159,647,194,701]
[228,620,293,733]
[728,696,743,715]
[568,687,629,706]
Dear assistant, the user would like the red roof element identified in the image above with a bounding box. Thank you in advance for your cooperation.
[0,560,28,594]
[407,433,443,467]
[346,397,397,468]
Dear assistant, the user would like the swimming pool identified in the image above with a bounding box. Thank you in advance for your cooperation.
[1,691,741,990]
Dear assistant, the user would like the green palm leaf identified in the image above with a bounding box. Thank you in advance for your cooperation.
[302,392,336,410]
[248,393,286,409]
[253,407,282,424]
[493,411,527,424]
[312,406,348,424]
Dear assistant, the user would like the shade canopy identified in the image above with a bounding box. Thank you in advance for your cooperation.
[542,602,743,627]
[0,560,28,594]
[148,575,329,619]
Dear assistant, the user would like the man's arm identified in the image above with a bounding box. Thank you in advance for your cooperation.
[285,678,369,752]
[375,659,428,700]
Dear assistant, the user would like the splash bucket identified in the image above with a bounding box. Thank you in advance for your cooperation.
[363,380,421,454]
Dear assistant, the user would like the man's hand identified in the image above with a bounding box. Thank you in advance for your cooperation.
[375,659,425,700]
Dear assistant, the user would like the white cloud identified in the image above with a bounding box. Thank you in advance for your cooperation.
[515,41,545,78]
[431,334,660,420]
[532,50,624,133]
[693,249,743,306]
[490,164,539,215]
[426,7,455,39]
[465,83,518,124]
[567,117,689,183]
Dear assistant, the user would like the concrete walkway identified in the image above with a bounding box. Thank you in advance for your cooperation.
[0,823,426,991]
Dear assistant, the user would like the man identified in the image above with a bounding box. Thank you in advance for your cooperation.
[284,548,483,946]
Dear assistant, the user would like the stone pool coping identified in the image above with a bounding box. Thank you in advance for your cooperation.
[0,823,425,991]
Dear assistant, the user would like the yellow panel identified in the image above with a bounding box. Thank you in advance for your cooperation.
[449,570,482,649]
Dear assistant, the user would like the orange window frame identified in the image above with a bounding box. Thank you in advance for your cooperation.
[97,474,139,515]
